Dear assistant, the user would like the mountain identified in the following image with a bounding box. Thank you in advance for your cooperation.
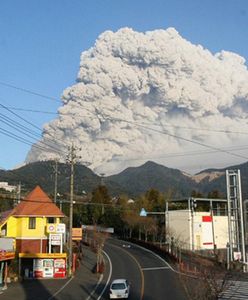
[0,160,247,199]
[107,161,198,197]
[0,161,100,196]
[196,162,248,199]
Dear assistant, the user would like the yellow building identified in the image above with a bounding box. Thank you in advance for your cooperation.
[0,186,67,278]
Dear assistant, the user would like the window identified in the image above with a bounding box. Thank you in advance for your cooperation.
[47,217,55,224]
[1,224,7,236]
[29,217,36,229]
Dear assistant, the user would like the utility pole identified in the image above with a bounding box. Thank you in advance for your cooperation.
[67,144,77,277]
[100,173,105,214]
[53,160,58,204]
[15,183,21,206]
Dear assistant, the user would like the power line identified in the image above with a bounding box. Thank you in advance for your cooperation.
[0,80,248,136]
[2,105,248,136]
[105,115,248,161]
[0,102,67,155]
[0,113,42,139]
[1,80,248,161]
[0,114,64,154]
[0,81,60,103]
[2,107,58,115]
[0,127,60,153]
[115,144,248,162]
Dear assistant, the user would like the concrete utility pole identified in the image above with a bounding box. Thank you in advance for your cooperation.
[53,160,58,204]
[67,144,78,277]
[15,183,21,206]
[100,173,105,214]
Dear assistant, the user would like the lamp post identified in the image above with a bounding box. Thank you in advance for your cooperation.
[140,206,168,244]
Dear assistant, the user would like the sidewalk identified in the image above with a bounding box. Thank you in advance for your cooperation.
[0,244,102,300]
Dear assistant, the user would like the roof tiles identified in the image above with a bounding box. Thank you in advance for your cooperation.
[12,186,65,217]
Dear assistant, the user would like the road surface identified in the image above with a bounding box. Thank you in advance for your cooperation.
[98,239,187,300]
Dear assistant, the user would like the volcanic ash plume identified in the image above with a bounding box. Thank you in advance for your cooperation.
[26,27,248,174]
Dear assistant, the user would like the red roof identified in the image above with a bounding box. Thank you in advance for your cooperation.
[0,210,13,226]
[12,186,65,217]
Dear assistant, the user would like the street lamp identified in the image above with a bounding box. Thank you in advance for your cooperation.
[140,206,168,244]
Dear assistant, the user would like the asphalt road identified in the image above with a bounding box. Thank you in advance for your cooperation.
[100,239,187,300]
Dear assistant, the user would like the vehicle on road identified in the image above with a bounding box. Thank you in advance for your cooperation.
[109,278,130,299]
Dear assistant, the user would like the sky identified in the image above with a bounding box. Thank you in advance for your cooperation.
[0,0,248,174]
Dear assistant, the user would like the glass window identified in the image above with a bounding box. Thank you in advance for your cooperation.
[111,283,126,290]
[47,217,55,223]
[29,217,36,229]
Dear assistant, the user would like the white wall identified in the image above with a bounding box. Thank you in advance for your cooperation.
[167,210,229,250]
[167,210,191,249]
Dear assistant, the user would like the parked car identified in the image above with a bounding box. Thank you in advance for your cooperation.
[109,278,130,299]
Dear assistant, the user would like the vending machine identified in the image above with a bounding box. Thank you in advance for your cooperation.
[33,259,44,278]
[54,259,66,278]
[43,259,54,278]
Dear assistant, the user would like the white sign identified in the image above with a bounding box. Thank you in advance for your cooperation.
[50,234,62,246]
[56,223,66,233]
[234,251,241,261]
[140,208,147,217]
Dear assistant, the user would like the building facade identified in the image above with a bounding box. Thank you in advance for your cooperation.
[0,186,67,279]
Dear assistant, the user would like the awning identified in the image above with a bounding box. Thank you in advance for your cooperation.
[19,253,67,259]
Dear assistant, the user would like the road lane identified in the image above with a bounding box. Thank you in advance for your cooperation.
[104,239,186,300]
[100,241,143,300]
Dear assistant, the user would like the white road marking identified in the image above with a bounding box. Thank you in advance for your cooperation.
[142,266,170,271]
[47,276,74,300]
[96,250,112,300]
[124,240,197,278]
[85,273,103,300]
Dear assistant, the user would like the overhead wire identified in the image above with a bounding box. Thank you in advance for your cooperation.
[2,105,248,136]
[0,81,60,103]
[103,114,248,161]
[0,102,67,156]
[1,80,248,136]
[1,80,248,162]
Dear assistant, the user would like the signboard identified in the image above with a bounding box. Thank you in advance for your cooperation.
[50,234,62,245]
[56,223,66,233]
[0,238,15,251]
[72,228,82,240]
[47,224,56,233]
[202,215,213,248]
[0,250,15,261]
[82,225,114,233]
[234,251,241,261]
[140,208,147,217]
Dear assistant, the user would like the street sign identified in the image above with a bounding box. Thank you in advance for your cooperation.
[140,208,147,217]
[47,224,56,233]
[56,223,66,233]
[50,234,62,245]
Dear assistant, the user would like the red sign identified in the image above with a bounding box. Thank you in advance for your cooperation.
[202,216,212,222]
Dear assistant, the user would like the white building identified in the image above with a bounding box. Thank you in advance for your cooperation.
[0,182,17,192]
[167,198,229,251]
[168,210,229,251]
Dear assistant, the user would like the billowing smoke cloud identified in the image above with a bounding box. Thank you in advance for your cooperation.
[26,27,248,174]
